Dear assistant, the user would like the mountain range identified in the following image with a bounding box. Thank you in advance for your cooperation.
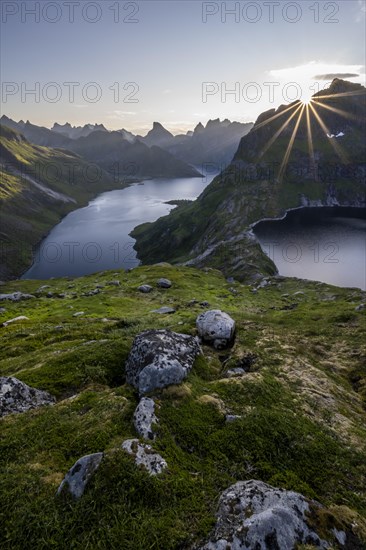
[0,115,253,173]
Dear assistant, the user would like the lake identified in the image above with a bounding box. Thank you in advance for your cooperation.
[23,175,215,279]
[253,207,366,290]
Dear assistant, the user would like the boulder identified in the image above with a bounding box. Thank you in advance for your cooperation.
[122,439,167,475]
[199,480,337,549]
[133,397,158,440]
[157,278,172,289]
[0,292,35,302]
[107,280,120,286]
[138,285,153,293]
[0,376,55,417]
[73,311,85,317]
[125,329,201,395]
[196,310,235,349]
[2,316,29,327]
[57,453,104,499]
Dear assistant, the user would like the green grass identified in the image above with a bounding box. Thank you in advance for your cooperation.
[0,265,365,548]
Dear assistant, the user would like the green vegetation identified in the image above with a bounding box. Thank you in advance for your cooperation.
[1,265,365,548]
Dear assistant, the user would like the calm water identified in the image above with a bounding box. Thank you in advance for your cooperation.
[23,175,214,279]
[253,207,366,290]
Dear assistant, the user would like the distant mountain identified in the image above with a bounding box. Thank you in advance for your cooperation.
[69,131,202,179]
[0,124,114,280]
[51,122,109,140]
[140,122,175,148]
[132,79,366,281]
[138,119,253,167]
[0,116,202,180]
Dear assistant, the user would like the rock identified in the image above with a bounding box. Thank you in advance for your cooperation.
[225,367,246,378]
[107,280,120,287]
[58,293,66,299]
[281,293,289,298]
[133,397,158,440]
[0,376,55,417]
[355,303,365,311]
[0,308,6,314]
[188,299,198,306]
[2,316,29,327]
[73,312,85,317]
[0,292,35,302]
[57,453,103,499]
[157,278,172,289]
[257,279,269,288]
[121,439,167,475]
[196,310,235,350]
[38,285,50,291]
[199,480,334,549]
[95,284,104,289]
[151,307,176,315]
[46,292,54,298]
[138,285,153,293]
[293,291,305,296]
[200,301,210,307]
[126,329,201,395]
[226,277,235,283]
[225,414,242,423]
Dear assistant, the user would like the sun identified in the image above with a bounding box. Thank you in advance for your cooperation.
[301,96,312,105]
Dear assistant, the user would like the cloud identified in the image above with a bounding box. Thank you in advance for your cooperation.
[356,0,366,22]
[312,73,360,80]
[107,110,137,120]
[162,89,172,95]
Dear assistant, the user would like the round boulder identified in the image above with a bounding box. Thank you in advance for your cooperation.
[125,329,201,395]
[196,310,235,349]
[199,480,340,549]
[157,278,172,289]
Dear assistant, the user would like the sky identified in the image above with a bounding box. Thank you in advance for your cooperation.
[1,0,365,135]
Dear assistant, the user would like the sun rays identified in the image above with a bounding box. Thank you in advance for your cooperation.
[251,85,365,181]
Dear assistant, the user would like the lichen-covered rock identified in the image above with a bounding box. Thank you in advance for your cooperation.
[0,292,35,302]
[196,310,235,349]
[57,453,103,499]
[138,285,153,293]
[199,480,338,549]
[122,439,167,475]
[0,376,55,417]
[125,329,201,395]
[133,397,158,440]
[157,278,172,289]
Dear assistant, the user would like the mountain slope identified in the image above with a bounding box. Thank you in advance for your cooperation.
[139,119,254,166]
[132,79,366,281]
[69,130,202,179]
[0,125,115,280]
[0,264,365,548]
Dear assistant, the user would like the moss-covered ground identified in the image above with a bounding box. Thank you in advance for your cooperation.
[0,265,365,548]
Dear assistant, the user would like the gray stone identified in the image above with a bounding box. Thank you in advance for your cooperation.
[157,278,172,289]
[107,280,120,286]
[0,308,6,314]
[0,376,55,417]
[225,368,246,378]
[0,292,35,302]
[126,329,201,395]
[196,310,235,350]
[122,439,167,475]
[133,397,158,440]
[2,316,29,327]
[138,285,153,293]
[151,307,176,315]
[355,303,365,311]
[199,480,334,549]
[57,453,103,499]
[73,311,85,317]
[225,415,242,423]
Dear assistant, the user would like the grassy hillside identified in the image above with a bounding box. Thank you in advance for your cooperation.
[132,80,366,280]
[0,125,117,280]
[0,264,365,548]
